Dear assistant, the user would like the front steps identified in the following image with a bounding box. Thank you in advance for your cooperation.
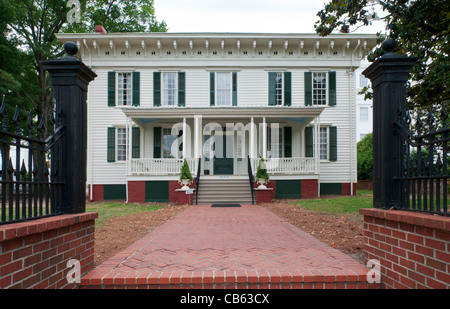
[196,178,254,204]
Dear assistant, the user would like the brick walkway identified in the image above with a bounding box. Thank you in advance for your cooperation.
[81,205,375,289]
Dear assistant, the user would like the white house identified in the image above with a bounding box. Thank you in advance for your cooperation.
[356,61,373,142]
[56,31,377,204]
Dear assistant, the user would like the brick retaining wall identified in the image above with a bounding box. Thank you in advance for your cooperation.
[0,213,98,289]
[360,208,450,289]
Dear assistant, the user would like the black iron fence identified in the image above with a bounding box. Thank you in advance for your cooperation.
[363,39,448,217]
[0,42,96,225]
[395,104,449,216]
[0,98,64,224]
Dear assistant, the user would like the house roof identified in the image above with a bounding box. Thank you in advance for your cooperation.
[56,32,378,62]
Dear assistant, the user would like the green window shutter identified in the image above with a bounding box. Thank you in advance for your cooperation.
[132,72,140,106]
[284,72,292,106]
[210,72,215,106]
[329,71,336,106]
[329,126,337,161]
[178,72,186,106]
[232,72,238,106]
[132,127,140,159]
[305,126,313,158]
[107,127,116,162]
[268,72,277,106]
[153,127,162,158]
[284,127,292,158]
[153,72,161,106]
[304,72,312,106]
[108,72,116,107]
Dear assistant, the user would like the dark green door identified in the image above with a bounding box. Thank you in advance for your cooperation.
[214,132,234,175]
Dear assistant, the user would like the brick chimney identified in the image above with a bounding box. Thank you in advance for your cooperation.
[94,25,107,34]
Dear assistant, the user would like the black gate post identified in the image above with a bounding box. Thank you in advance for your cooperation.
[362,39,417,209]
[43,42,97,214]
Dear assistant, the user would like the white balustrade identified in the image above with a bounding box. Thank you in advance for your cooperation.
[251,157,316,175]
[130,158,196,176]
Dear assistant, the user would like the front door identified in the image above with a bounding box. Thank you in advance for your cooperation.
[214,131,234,175]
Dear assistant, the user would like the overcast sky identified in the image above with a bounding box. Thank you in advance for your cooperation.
[154,0,385,34]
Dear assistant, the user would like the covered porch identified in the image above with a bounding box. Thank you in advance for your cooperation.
[121,107,325,178]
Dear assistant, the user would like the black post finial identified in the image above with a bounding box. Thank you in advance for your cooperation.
[63,41,78,58]
[381,39,396,53]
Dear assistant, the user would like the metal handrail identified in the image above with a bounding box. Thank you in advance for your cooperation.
[195,157,201,205]
[247,156,255,204]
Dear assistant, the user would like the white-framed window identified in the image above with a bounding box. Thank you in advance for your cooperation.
[311,127,329,160]
[117,73,132,106]
[360,74,369,88]
[216,72,232,106]
[275,73,284,106]
[319,127,328,161]
[162,72,178,106]
[360,107,369,122]
[313,72,327,106]
[116,128,128,161]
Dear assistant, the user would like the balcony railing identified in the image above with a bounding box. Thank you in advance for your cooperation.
[129,157,316,176]
[130,158,196,176]
[251,157,317,175]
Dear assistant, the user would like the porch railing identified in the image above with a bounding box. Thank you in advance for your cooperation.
[130,158,196,175]
[250,157,317,175]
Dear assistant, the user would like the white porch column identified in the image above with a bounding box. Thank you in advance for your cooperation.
[182,117,187,159]
[194,116,199,159]
[127,117,132,176]
[314,116,320,173]
[262,117,267,159]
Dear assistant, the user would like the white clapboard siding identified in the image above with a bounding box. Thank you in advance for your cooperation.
[86,64,358,185]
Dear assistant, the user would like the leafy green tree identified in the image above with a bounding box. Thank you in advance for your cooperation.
[1,0,167,136]
[357,133,373,180]
[315,0,449,110]
[65,0,168,33]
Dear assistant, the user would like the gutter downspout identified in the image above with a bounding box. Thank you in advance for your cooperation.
[349,40,360,196]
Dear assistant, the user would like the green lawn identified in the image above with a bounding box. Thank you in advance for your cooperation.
[87,202,165,227]
[292,191,373,215]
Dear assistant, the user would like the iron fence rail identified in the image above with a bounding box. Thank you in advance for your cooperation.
[395,104,449,216]
[0,102,64,224]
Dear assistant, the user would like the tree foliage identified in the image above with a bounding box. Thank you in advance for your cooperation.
[357,133,373,180]
[315,0,450,110]
[0,0,167,135]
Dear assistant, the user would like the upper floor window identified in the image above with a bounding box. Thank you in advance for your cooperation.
[117,73,132,106]
[304,71,336,106]
[360,107,369,122]
[163,73,178,106]
[216,72,232,106]
[268,72,292,106]
[210,72,238,106]
[313,73,327,106]
[153,72,185,107]
[108,71,140,107]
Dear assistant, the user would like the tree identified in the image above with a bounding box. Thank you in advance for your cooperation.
[357,133,373,180]
[1,0,167,136]
[64,0,168,33]
[315,0,450,111]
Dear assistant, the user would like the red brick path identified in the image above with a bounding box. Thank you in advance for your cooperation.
[82,205,375,289]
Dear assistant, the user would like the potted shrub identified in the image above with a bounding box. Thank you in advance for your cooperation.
[255,158,269,189]
[179,158,193,190]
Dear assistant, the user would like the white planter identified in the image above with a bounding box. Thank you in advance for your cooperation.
[179,179,191,191]
[257,178,268,189]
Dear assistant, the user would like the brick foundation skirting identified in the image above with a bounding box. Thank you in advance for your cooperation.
[360,208,450,289]
[0,213,98,289]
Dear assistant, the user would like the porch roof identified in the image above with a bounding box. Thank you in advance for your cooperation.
[120,106,325,126]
